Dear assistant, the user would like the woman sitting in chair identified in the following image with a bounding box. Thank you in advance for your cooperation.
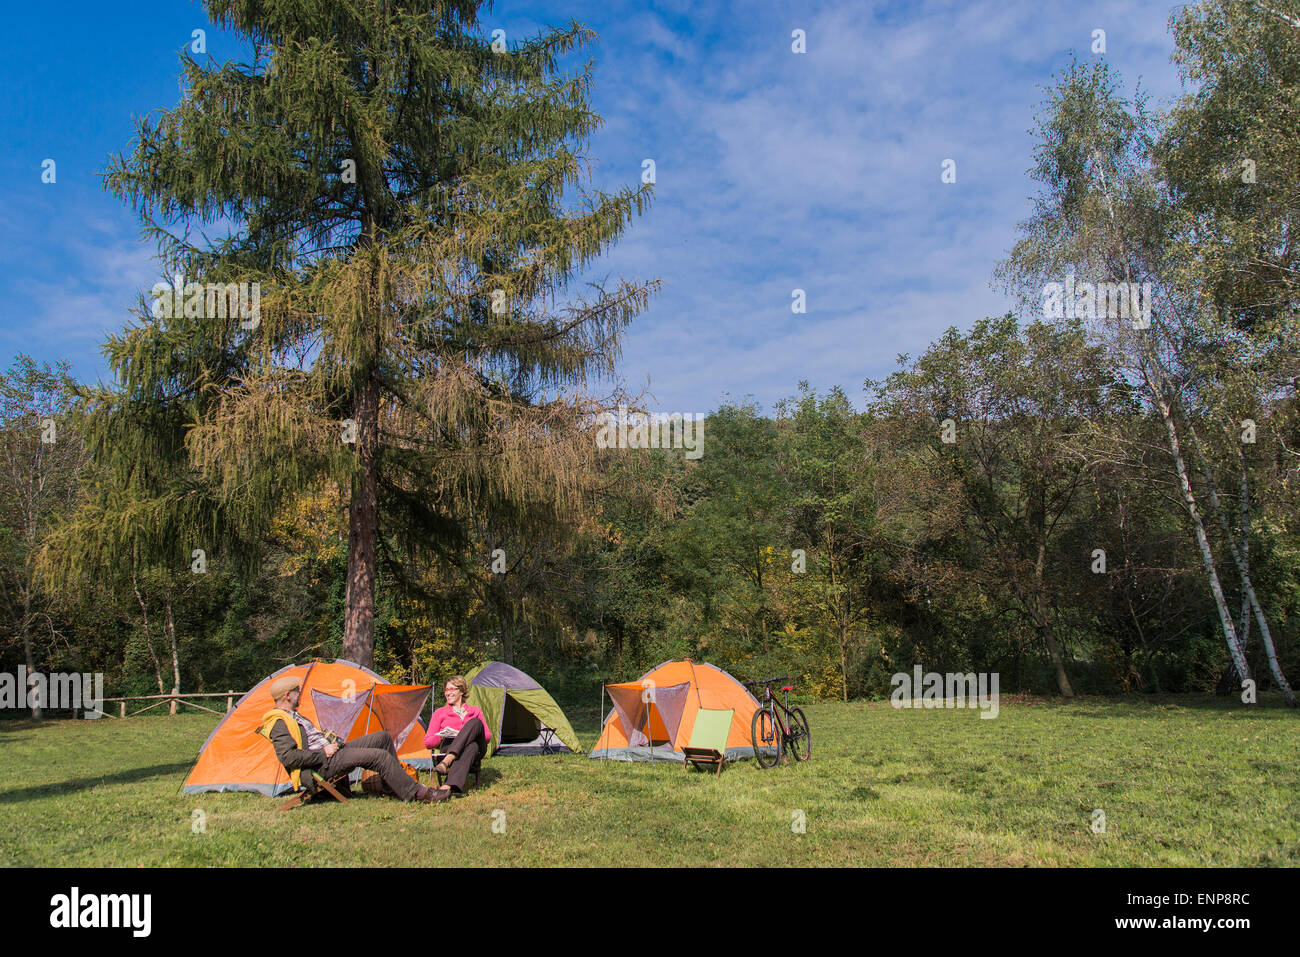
[423,676,491,802]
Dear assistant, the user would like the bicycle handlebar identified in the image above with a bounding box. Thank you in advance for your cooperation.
[742,676,791,687]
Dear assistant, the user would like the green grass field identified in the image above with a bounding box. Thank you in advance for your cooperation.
[1,696,1296,867]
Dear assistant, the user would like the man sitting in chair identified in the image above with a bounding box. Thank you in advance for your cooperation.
[264,675,437,804]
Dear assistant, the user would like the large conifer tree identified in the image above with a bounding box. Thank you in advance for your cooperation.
[103,0,656,668]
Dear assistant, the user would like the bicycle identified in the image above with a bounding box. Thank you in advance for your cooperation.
[742,676,811,769]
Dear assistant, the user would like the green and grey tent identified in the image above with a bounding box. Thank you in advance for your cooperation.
[465,662,582,756]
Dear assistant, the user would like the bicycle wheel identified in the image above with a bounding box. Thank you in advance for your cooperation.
[751,707,783,769]
[784,707,811,762]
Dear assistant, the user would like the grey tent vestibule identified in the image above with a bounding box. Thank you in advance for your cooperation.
[463,661,583,756]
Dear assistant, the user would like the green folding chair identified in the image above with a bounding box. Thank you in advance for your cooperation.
[682,708,734,776]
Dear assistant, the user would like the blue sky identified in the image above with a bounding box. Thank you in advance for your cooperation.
[0,0,1189,415]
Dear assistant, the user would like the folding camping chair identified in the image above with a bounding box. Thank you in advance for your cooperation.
[682,708,734,776]
[254,724,351,811]
[430,750,482,790]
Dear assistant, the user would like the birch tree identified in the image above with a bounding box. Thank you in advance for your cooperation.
[1159,0,1300,704]
[997,61,1261,691]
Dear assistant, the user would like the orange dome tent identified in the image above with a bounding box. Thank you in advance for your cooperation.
[590,659,762,762]
[183,660,433,795]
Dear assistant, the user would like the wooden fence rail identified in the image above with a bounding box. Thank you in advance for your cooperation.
[88,691,247,719]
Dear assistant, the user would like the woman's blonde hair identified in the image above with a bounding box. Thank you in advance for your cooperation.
[445,675,470,702]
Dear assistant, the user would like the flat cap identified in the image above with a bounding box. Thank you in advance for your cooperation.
[268,675,302,701]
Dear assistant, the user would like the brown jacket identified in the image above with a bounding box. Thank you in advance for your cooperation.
[268,714,329,781]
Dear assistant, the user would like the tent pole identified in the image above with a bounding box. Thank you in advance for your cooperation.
[300,661,317,711]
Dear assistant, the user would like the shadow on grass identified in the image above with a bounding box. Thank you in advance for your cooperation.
[0,762,193,804]
[465,766,505,792]
[0,719,41,740]
[415,764,503,794]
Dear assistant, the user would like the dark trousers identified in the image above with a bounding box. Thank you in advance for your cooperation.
[437,718,486,793]
[321,731,421,801]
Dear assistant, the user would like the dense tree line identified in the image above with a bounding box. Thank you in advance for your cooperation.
[5,336,1295,706]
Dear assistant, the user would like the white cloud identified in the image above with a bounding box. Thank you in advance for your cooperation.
[561,0,1186,413]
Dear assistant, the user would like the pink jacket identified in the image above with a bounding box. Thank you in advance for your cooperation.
[425,704,492,750]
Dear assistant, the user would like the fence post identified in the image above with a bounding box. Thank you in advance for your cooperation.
[120,701,126,718]
[227,691,233,712]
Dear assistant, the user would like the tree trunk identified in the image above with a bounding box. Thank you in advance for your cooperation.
[1040,622,1074,699]
[132,568,166,695]
[1033,538,1074,698]
[165,600,181,716]
[1237,458,1252,652]
[839,621,849,703]
[21,585,40,721]
[1126,594,1163,693]
[344,372,380,669]
[1186,427,1295,706]
[499,617,513,666]
[1233,475,1295,706]
[830,534,849,701]
[1153,392,1252,685]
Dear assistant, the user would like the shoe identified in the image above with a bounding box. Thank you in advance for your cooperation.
[430,786,452,803]
[415,785,435,804]
[435,757,454,774]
